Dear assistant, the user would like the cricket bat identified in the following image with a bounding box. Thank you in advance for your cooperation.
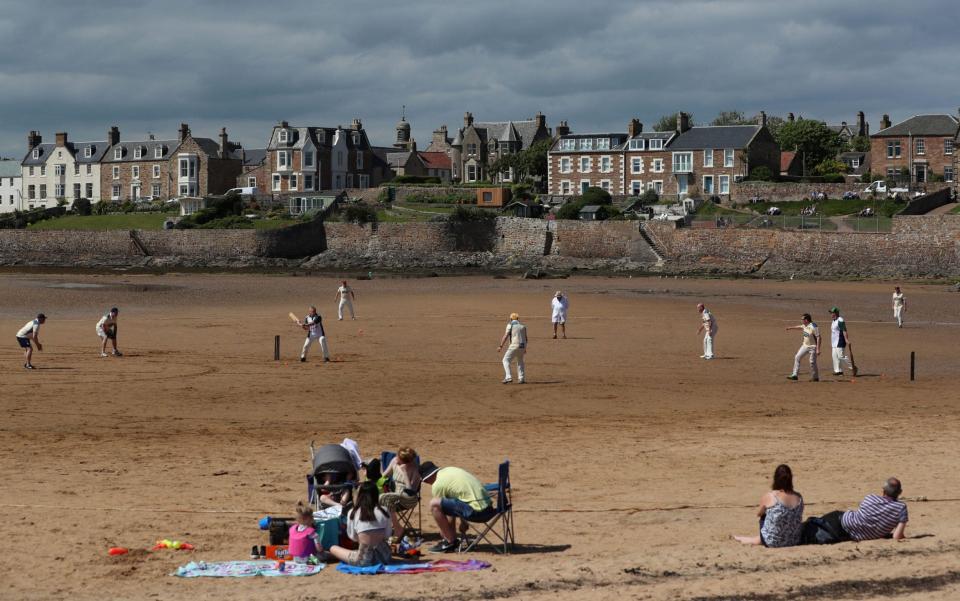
[847,343,858,371]
[288,312,301,325]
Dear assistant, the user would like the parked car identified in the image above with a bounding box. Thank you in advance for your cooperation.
[225,187,257,197]
[766,207,782,215]
[859,207,875,217]
[842,191,860,200]
[863,180,909,197]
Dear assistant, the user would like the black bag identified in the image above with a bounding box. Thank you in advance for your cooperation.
[269,518,290,545]
[800,510,849,545]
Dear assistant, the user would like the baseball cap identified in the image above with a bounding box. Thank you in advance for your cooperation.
[829,307,840,314]
[36,313,46,320]
[419,461,441,481]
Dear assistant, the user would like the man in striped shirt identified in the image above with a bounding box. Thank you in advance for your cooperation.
[840,478,908,541]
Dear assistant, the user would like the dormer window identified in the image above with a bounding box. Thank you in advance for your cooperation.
[84,146,92,158]
[352,132,360,145]
[32,148,39,159]
[154,146,163,158]
[134,146,143,159]
[629,139,644,151]
[114,147,123,159]
[649,139,664,150]
[279,129,288,143]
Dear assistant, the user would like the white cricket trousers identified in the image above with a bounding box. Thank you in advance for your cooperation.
[502,347,525,382]
[831,347,854,373]
[792,345,819,379]
[894,306,903,327]
[703,333,715,359]
[301,335,329,360]
[338,298,355,320]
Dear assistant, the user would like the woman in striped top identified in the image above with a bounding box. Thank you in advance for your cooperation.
[734,464,804,547]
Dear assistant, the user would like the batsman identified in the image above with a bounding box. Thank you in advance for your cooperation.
[829,306,857,377]
[294,306,330,363]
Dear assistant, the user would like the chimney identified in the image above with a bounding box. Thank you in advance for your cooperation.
[676,111,691,134]
[219,127,229,158]
[108,126,120,146]
[55,132,68,147]
[352,118,362,130]
[788,112,795,122]
[27,130,41,149]
[857,111,866,137]
[554,120,570,137]
[280,120,289,128]
[535,111,546,128]
[880,114,891,130]
[627,118,642,137]
[464,112,473,127]
[760,111,768,127]
[410,139,417,153]
[179,123,190,143]
[432,125,449,145]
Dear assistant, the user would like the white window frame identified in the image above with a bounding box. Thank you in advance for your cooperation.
[40,165,45,176]
[179,184,189,196]
[303,150,314,167]
[578,138,593,151]
[85,183,93,198]
[112,184,121,200]
[653,159,664,173]
[278,129,288,143]
[631,157,643,174]
[649,139,664,150]
[580,180,591,194]
[672,152,693,173]
[153,164,160,178]
[945,139,954,155]
[651,180,663,194]
[559,157,571,173]
[55,164,64,176]
[560,180,571,194]
[359,174,369,188]
[272,174,281,191]
[945,165,955,182]
[356,152,363,169]
[599,179,611,192]
[154,146,163,158]
[629,139,644,151]
[596,138,610,150]
[579,156,591,173]
[600,156,612,173]
[560,139,576,150]
[631,180,643,195]
[703,149,713,168]
[304,174,314,190]
[247,177,257,188]
[152,183,161,197]
[850,158,860,168]
[915,138,925,155]
[73,163,80,175]
[84,146,92,158]
[289,174,298,190]
[132,165,140,180]
[32,148,39,159]
[134,146,143,159]
[112,166,120,180]
[114,147,122,159]
[703,175,714,194]
[55,183,65,198]
[724,149,735,167]
[86,164,92,175]
[719,175,730,194]
[277,151,289,169]
[678,175,688,195]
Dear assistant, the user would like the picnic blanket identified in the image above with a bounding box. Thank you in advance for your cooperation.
[336,559,491,575]
[175,560,324,578]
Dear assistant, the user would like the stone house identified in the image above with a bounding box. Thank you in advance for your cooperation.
[449,112,552,183]
[621,121,675,197]
[871,113,958,184]
[547,129,630,196]
[171,124,244,199]
[236,149,267,191]
[0,160,22,213]
[21,130,108,210]
[419,151,452,182]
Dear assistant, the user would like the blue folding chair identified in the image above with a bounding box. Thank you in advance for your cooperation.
[380,450,422,537]
[461,460,515,554]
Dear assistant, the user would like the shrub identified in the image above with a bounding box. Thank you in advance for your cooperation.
[72,198,92,216]
[175,194,243,229]
[448,205,496,222]
[860,171,874,183]
[556,199,586,220]
[821,173,846,183]
[197,215,254,229]
[94,201,113,215]
[580,186,612,205]
[638,189,659,205]
[747,166,776,181]
[393,175,441,184]
[340,203,378,224]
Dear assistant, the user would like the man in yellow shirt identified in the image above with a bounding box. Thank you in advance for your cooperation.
[785,313,820,381]
[420,462,495,553]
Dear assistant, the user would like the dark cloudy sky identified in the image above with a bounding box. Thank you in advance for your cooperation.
[1,0,957,157]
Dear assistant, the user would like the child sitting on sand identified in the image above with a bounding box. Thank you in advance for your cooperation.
[379,446,422,539]
[288,501,321,561]
[329,481,393,566]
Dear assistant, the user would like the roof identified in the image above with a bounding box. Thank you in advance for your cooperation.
[472,119,543,149]
[0,160,21,177]
[385,151,411,165]
[629,132,674,139]
[839,151,867,160]
[418,151,451,170]
[780,151,797,172]
[874,114,959,137]
[241,148,266,166]
[102,139,178,162]
[668,125,761,150]
[22,140,110,165]
[580,205,602,212]
[827,124,852,135]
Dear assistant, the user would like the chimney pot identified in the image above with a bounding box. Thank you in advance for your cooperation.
[27,130,42,149]
[677,111,691,134]
[179,123,190,142]
[55,132,68,147]
[464,112,473,127]
[108,126,120,146]
[535,111,546,128]
[788,112,795,122]
[760,111,767,127]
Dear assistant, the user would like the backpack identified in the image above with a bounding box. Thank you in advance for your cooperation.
[800,511,847,545]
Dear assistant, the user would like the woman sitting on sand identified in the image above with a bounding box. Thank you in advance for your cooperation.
[733,464,804,547]
[379,446,422,540]
[329,481,393,566]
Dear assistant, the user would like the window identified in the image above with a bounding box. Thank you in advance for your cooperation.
[289,174,298,190]
[28,185,35,199]
[112,166,120,179]
[112,184,120,200]
[84,146,92,158]
[945,166,955,182]
[596,138,610,150]
[114,147,122,159]
[560,157,571,173]
[915,138,925,155]
[703,149,713,168]
[154,146,163,158]
[303,150,314,167]
[851,158,860,168]
[560,139,576,150]
[651,180,663,194]
[578,139,593,151]
[152,184,161,197]
[672,152,693,173]
[272,174,281,191]
[132,165,140,180]
[73,163,79,175]
[946,139,955,155]
[352,132,360,146]
[579,157,590,172]
[887,140,901,158]
[279,129,288,143]
[631,157,643,174]
[73,183,81,199]
[724,149,734,167]
[719,175,730,194]
[29,167,34,176]
[629,139,644,150]
[580,180,590,193]
[304,174,314,190]
[886,167,898,179]
[32,148,39,159]
[467,143,477,155]
[703,175,714,194]
[245,176,256,189]
[86,164,92,175]
[277,151,289,169]
[134,146,143,159]
[561,181,571,194]
[85,183,93,198]
[599,180,611,192]
[631,180,642,195]
[600,156,611,172]
[649,139,663,150]
[153,165,160,178]
[55,164,64,176]
[359,174,369,188]
[40,165,45,176]
[677,175,688,195]
[653,159,664,172]
[347,174,353,188]
[179,157,196,178]
[466,164,477,181]
[356,152,363,169]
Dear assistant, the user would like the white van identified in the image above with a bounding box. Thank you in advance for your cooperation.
[226,187,256,197]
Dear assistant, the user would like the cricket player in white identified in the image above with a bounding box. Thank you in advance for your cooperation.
[15,313,46,370]
[892,286,905,328]
[336,280,356,320]
[829,307,857,376]
[96,307,122,357]
[786,313,820,381]
[299,306,330,363]
[696,303,717,359]
[551,291,568,339]
[498,312,527,384]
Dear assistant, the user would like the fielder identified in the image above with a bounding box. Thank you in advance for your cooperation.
[892,286,905,328]
[299,306,330,363]
[696,303,717,359]
[96,307,122,357]
[336,280,356,321]
[786,313,820,381]
[551,291,568,339]
[15,313,46,370]
[498,312,527,384]
[829,307,857,377]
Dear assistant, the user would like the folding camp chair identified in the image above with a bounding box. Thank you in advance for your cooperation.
[460,460,515,554]
[380,450,422,537]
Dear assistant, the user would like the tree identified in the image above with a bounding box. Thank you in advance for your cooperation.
[747,166,776,181]
[813,158,849,176]
[490,138,551,183]
[774,119,844,175]
[848,135,871,153]
[653,112,694,132]
[711,111,749,126]
[580,186,612,205]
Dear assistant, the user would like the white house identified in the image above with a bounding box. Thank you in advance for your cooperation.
[21,131,108,210]
[0,159,22,213]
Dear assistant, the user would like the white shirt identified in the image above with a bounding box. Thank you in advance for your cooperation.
[801,323,819,347]
[338,286,352,300]
[505,321,527,350]
[892,292,904,307]
[97,313,116,330]
[830,316,847,348]
[345,507,392,541]
[701,309,717,335]
[304,313,324,337]
[16,319,39,338]
[551,296,568,321]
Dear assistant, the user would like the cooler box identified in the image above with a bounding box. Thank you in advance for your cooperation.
[314,517,340,551]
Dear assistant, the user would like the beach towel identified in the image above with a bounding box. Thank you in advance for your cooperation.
[336,559,491,575]
[174,560,324,578]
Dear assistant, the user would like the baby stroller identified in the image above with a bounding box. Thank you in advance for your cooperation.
[308,442,358,510]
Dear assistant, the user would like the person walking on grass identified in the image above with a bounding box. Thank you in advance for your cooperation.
[299,306,330,363]
[697,303,717,360]
[829,307,857,377]
[892,286,906,328]
[336,280,356,321]
[16,313,46,370]
[786,313,820,381]
[551,291,568,339]
[498,312,527,384]
[96,307,122,358]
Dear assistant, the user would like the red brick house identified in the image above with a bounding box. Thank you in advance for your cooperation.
[870,113,958,184]
[547,130,629,195]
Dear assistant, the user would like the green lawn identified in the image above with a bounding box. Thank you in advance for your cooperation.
[748,198,904,218]
[950,204,960,215]
[28,213,299,231]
